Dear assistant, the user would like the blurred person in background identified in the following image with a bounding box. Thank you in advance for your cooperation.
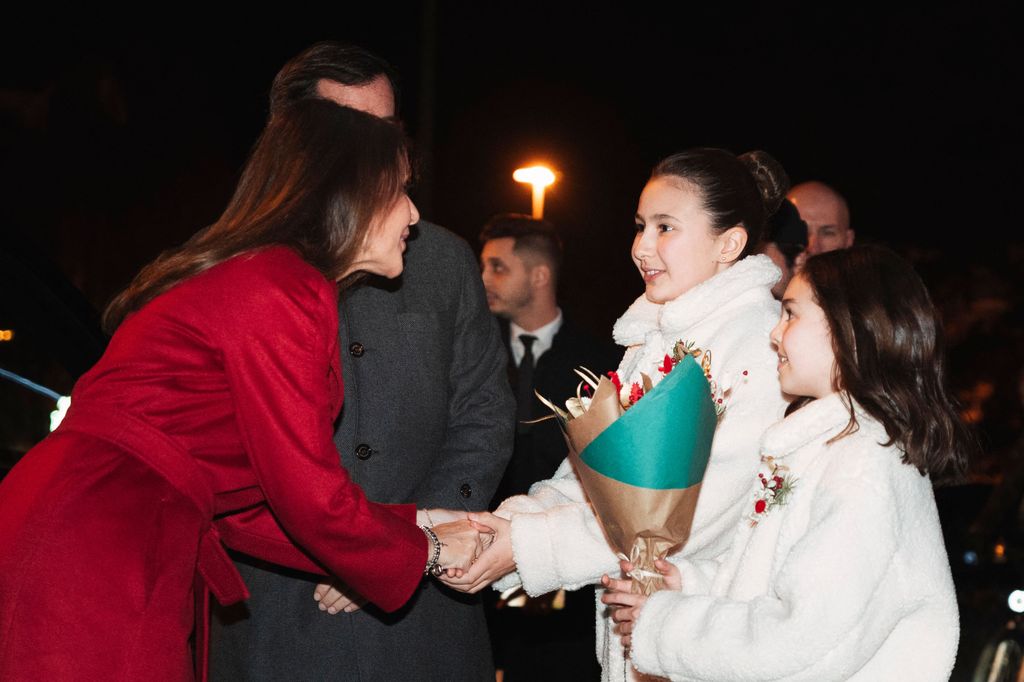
[479,213,619,680]
[760,197,808,299]
[788,180,853,256]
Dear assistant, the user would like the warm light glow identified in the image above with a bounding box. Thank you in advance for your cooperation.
[0,329,13,341]
[513,165,557,219]
[513,166,556,188]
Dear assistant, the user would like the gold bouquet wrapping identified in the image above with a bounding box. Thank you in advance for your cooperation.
[539,354,718,595]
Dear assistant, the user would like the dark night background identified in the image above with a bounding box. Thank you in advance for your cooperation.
[2,4,1023,677]
[2,5,1019,322]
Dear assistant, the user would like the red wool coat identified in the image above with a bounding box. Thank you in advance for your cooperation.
[0,247,428,681]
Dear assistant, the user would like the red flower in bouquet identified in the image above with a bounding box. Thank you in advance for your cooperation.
[607,339,746,415]
[658,354,674,375]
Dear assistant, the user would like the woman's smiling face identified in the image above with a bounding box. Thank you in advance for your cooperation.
[632,177,727,304]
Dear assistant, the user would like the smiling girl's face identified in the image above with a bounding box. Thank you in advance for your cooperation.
[632,177,733,304]
[771,274,837,399]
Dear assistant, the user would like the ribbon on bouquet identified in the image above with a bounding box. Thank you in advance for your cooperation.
[617,545,662,585]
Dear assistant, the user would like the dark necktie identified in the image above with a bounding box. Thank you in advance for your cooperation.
[516,334,538,429]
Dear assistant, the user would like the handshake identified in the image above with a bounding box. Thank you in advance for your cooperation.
[314,509,517,614]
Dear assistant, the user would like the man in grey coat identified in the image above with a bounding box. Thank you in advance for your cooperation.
[211,43,515,681]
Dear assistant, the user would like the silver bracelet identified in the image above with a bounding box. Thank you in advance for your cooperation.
[421,525,441,576]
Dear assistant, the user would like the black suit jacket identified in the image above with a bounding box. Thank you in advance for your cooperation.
[212,223,516,682]
[492,315,621,505]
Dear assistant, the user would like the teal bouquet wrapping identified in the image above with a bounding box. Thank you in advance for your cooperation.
[538,348,720,595]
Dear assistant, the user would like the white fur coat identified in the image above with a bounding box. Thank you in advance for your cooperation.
[494,255,789,682]
[630,392,960,681]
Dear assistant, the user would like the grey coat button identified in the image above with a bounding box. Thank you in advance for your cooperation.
[459,483,472,499]
[355,444,374,460]
[349,342,365,357]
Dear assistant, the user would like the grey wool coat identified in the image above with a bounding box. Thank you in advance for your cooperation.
[211,222,516,681]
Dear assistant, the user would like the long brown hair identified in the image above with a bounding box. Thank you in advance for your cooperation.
[798,245,974,480]
[103,99,409,331]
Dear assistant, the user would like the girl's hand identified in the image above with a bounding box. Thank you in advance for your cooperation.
[600,559,682,649]
[650,558,683,591]
[437,512,511,593]
[600,575,646,649]
[612,558,683,591]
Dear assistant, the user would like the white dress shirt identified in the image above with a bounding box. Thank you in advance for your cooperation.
[509,309,563,366]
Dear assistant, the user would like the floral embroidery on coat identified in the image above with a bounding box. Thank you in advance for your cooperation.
[748,455,797,526]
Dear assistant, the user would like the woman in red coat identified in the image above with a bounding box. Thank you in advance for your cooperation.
[0,100,482,680]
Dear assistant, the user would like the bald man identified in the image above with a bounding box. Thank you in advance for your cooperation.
[787,181,854,255]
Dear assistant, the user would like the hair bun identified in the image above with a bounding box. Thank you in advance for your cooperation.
[739,150,790,217]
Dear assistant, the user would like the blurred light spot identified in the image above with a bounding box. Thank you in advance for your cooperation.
[50,396,71,432]
[513,166,556,187]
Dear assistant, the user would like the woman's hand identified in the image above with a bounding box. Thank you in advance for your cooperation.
[600,559,681,649]
[433,519,493,573]
[313,579,365,615]
[416,508,469,527]
[438,512,513,593]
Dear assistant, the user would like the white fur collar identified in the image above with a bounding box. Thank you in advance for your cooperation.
[761,392,888,458]
[613,255,780,346]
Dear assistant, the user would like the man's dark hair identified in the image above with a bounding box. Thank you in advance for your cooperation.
[480,214,563,284]
[270,41,400,114]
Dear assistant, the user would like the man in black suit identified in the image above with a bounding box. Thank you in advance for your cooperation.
[479,214,620,680]
[211,43,515,682]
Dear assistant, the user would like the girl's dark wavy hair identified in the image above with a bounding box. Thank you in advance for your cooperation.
[795,245,974,481]
[103,99,409,331]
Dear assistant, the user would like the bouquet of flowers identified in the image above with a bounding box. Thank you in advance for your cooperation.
[537,341,724,595]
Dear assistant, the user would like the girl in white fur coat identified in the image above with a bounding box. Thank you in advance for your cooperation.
[603,245,971,681]
[442,148,791,680]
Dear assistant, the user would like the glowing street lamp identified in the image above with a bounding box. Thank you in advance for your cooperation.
[513,165,556,219]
